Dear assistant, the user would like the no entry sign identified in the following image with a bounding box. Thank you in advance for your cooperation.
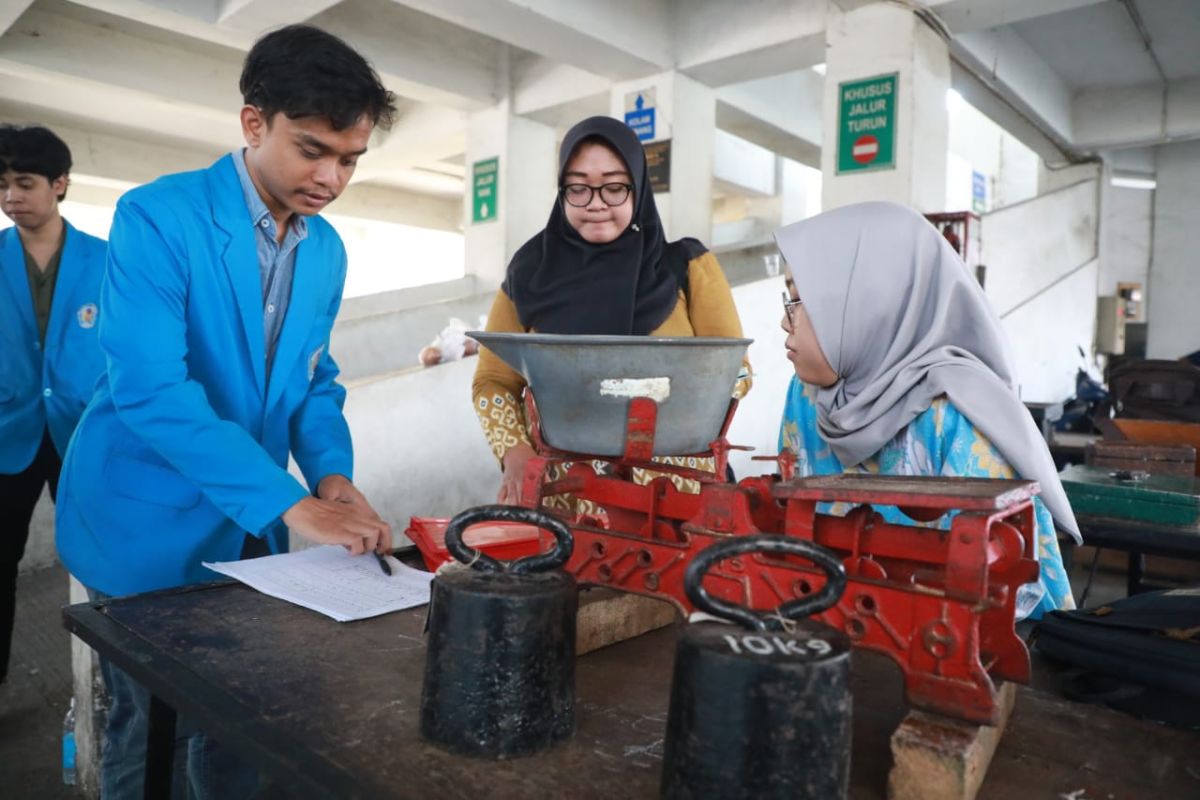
[852,135,879,163]
[837,73,897,174]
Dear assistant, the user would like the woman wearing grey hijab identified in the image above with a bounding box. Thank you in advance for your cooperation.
[775,201,1076,619]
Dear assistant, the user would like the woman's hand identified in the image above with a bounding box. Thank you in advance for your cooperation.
[497,443,536,504]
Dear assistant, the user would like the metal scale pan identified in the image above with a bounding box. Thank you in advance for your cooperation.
[469,332,752,457]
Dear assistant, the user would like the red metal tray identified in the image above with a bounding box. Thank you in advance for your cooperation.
[405,517,549,572]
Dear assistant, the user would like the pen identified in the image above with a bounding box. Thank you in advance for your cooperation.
[374,550,393,576]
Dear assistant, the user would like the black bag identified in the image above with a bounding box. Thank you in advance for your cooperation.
[1034,587,1200,729]
[1108,359,1200,423]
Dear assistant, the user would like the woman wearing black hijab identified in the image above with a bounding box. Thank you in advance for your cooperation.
[472,116,750,504]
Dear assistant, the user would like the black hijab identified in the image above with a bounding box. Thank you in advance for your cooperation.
[502,116,705,335]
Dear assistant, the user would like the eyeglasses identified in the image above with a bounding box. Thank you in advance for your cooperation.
[782,290,803,321]
[560,182,634,208]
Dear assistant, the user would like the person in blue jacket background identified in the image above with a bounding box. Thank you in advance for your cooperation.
[0,125,107,686]
[55,25,395,799]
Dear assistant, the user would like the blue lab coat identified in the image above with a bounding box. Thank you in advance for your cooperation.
[0,222,107,472]
[55,155,354,595]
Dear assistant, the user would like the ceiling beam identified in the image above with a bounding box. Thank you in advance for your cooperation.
[328,181,461,230]
[65,0,256,49]
[3,4,243,111]
[948,61,1073,166]
[675,0,826,87]
[0,104,223,184]
[309,0,499,110]
[216,0,341,33]
[66,0,498,109]
[1073,77,1200,151]
[0,0,34,36]
[0,4,245,147]
[715,101,820,170]
[510,56,610,118]
[350,103,468,184]
[927,0,1108,34]
[951,27,1075,150]
[387,0,671,80]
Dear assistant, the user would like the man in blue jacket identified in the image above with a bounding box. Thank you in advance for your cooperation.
[56,25,395,799]
[0,125,107,686]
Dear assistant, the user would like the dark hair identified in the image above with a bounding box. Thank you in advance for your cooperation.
[0,125,72,201]
[240,25,396,131]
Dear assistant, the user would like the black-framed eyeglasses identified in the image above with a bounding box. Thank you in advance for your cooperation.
[782,290,803,321]
[560,182,634,207]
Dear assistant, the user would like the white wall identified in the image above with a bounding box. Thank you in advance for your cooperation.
[340,359,498,540]
[713,129,776,196]
[727,277,792,477]
[1000,259,1100,401]
[1148,140,1200,359]
[945,89,1038,213]
[996,133,1039,209]
[779,157,822,225]
[1098,174,1153,298]
[981,179,1100,402]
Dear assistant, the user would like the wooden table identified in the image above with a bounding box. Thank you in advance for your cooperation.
[1074,513,1200,596]
[63,582,1200,799]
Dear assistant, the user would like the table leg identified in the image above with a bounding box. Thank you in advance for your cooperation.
[144,694,177,800]
[1127,551,1145,596]
[1079,547,1103,608]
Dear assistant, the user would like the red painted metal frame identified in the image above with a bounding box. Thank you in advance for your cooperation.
[513,393,1039,725]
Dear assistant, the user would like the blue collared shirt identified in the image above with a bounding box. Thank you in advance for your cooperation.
[231,148,307,381]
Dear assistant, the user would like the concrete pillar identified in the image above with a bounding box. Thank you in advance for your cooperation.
[1147,140,1200,359]
[820,2,949,212]
[780,156,822,225]
[609,71,716,243]
[462,100,557,291]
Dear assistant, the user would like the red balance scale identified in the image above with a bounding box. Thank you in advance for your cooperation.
[409,334,1039,724]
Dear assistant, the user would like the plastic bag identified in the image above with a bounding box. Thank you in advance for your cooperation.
[418,315,486,367]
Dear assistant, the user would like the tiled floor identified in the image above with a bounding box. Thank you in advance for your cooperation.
[0,563,78,799]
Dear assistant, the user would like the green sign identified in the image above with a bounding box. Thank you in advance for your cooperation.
[472,157,498,224]
[836,73,897,174]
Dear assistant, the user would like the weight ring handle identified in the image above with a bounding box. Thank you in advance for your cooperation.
[443,505,574,575]
[684,535,846,631]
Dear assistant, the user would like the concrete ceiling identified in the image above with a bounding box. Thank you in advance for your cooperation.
[1011,0,1200,89]
[950,0,1200,158]
[1,0,1195,226]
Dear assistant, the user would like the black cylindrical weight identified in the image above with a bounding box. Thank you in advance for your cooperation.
[662,534,853,799]
[419,506,577,758]
[661,618,851,799]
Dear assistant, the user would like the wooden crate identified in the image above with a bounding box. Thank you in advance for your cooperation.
[1086,440,1196,477]
[1113,419,1200,476]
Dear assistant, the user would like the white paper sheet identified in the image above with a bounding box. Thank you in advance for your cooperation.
[203,545,433,622]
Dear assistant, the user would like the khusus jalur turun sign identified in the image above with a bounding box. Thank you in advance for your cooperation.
[837,73,897,174]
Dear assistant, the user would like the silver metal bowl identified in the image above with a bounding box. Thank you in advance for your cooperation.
[470,332,752,456]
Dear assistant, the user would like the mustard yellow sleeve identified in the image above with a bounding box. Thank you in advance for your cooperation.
[686,252,753,398]
[471,290,533,464]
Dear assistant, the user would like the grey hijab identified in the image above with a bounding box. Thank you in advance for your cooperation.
[774,201,1080,542]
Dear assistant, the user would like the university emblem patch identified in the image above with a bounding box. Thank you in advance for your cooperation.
[77,303,98,329]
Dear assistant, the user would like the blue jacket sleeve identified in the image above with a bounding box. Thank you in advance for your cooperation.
[100,197,308,534]
[289,280,354,490]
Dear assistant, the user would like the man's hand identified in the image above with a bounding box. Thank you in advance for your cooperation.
[497,443,536,504]
[282,475,392,555]
[317,474,376,515]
